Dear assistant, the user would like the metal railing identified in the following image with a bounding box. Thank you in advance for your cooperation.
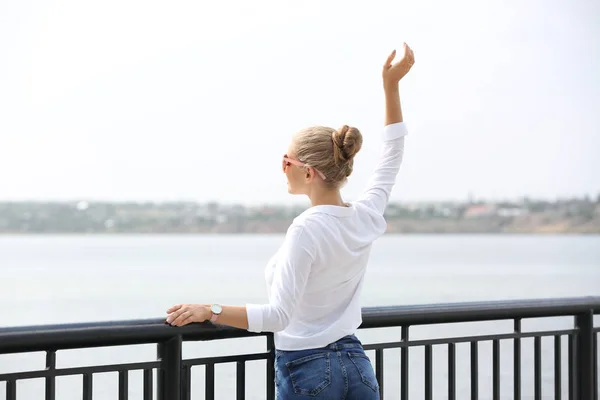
[0,296,598,399]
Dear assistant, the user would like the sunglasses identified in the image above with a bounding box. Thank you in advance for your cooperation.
[282,155,327,180]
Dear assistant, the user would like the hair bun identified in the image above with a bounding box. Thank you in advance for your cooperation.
[332,125,363,166]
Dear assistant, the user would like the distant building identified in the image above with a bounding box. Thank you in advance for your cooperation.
[463,205,496,218]
[497,207,527,217]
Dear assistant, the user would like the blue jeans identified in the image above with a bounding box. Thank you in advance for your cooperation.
[275,335,380,399]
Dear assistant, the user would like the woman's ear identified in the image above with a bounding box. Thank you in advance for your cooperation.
[305,167,316,182]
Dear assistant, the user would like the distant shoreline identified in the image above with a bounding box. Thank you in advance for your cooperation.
[1,199,598,234]
[1,231,597,236]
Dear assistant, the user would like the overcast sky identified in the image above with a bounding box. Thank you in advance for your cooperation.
[1,0,598,205]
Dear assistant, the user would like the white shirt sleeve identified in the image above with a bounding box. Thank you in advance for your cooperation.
[356,122,408,215]
[246,225,314,333]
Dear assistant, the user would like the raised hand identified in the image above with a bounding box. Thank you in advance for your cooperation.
[382,43,414,89]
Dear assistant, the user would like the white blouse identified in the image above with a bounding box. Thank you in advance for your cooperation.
[246,122,408,350]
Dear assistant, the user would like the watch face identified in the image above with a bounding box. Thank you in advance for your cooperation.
[211,304,223,314]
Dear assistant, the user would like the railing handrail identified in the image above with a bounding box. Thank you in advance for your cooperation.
[1,296,598,354]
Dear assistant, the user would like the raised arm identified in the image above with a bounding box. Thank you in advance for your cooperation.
[357,44,415,215]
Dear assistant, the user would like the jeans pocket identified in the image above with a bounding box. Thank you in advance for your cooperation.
[285,352,331,396]
[348,352,379,392]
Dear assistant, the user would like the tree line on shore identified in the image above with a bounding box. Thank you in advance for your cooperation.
[0,196,598,234]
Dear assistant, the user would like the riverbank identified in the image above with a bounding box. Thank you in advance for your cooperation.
[1,199,598,234]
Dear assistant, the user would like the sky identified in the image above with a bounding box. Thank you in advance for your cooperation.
[1,0,599,205]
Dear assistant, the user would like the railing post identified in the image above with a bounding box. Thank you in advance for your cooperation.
[401,325,409,400]
[266,334,276,400]
[157,335,182,400]
[45,350,56,400]
[575,310,594,400]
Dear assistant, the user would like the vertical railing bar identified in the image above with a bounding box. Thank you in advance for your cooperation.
[593,333,600,400]
[375,348,384,399]
[424,344,432,400]
[156,343,167,400]
[492,339,500,400]
[205,363,215,400]
[236,361,246,400]
[514,318,521,400]
[568,332,577,400]
[575,311,594,400]
[266,334,276,400]
[448,343,456,400]
[6,380,16,400]
[594,332,598,400]
[181,365,191,400]
[471,341,478,400]
[554,335,561,400]
[534,336,541,400]
[119,370,128,400]
[82,373,93,400]
[157,335,182,400]
[143,369,153,400]
[45,350,56,400]
[157,365,165,400]
[157,343,164,400]
[401,325,409,400]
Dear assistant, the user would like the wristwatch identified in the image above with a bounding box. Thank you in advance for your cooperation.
[210,304,223,323]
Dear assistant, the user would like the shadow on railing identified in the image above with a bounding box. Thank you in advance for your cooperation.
[0,297,598,400]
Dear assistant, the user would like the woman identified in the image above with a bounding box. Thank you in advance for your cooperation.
[166,43,415,399]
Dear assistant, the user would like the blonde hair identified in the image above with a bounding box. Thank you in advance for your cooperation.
[293,125,363,188]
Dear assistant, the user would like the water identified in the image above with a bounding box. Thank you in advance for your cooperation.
[1,234,599,399]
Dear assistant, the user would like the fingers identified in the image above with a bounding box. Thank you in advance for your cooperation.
[399,43,413,64]
[171,310,192,327]
[166,304,186,324]
[397,44,414,71]
[383,49,396,69]
[166,304,208,327]
[407,45,415,65]
[406,44,414,64]
[167,304,182,313]
[383,43,415,73]
[166,305,190,326]
[178,314,195,327]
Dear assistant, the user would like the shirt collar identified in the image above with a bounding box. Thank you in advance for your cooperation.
[296,203,355,220]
